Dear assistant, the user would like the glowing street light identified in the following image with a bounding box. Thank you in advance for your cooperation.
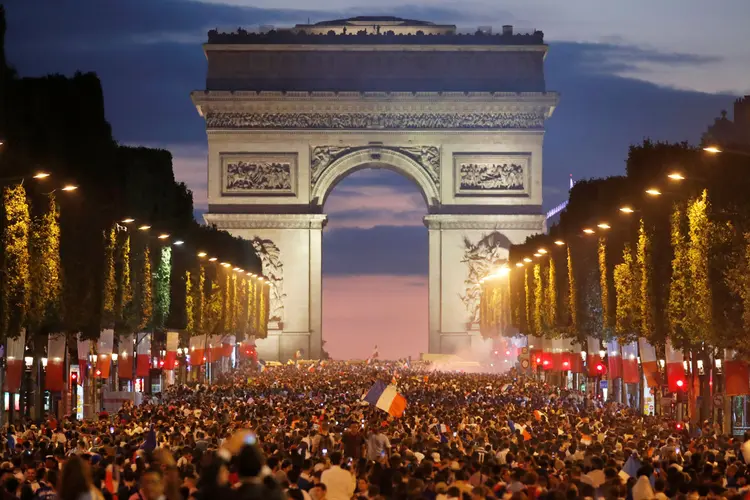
[208,257,217,262]
[667,172,685,181]
[619,206,634,214]
[533,253,542,258]
[515,262,524,268]
[122,218,135,224]
[583,228,595,234]
[703,146,722,154]
[61,185,78,192]
[173,240,184,246]
[221,262,231,268]
[197,252,207,258]
[33,172,50,179]
[597,223,611,230]
[538,248,547,254]
[233,267,241,271]
[158,233,170,239]
[645,188,662,196]
[523,257,532,263]
[554,240,565,246]
[138,225,151,231]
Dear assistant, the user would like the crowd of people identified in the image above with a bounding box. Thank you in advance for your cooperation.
[2,361,750,500]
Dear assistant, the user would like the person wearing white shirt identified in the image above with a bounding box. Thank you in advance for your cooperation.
[320,451,355,500]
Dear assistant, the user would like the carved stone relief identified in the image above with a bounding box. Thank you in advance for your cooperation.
[454,154,530,196]
[251,237,286,323]
[311,145,440,187]
[221,154,297,195]
[206,112,546,130]
[460,232,511,327]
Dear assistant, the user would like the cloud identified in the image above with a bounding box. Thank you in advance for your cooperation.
[4,2,740,221]
[325,170,426,229]
[323,275,428,360]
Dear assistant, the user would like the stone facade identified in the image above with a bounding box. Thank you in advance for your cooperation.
[195,17,558,360]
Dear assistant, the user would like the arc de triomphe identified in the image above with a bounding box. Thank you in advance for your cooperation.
[193,17,558,361]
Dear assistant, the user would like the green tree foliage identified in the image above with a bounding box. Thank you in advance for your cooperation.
[614,245,638,343]
[28,195,62,331]
[153,246,172,329]
[1,185,30,339]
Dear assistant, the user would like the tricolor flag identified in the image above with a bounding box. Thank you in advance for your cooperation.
[438,424,450,434]
[639,338,660,387]
[500,383,512,392]
[666,338,686,392]
[363,380,407,418]
[258,360,267,373]
[621,341,639,384]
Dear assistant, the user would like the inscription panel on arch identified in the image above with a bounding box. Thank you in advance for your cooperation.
[220,153,298,196]
[453,153,531,197]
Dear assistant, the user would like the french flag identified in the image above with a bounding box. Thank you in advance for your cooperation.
[363,380,407,418]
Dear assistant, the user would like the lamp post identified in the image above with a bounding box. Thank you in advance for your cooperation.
[112,353,119,392]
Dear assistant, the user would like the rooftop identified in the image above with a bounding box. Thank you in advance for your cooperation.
[206,28,544,46]
[311,16,440,27]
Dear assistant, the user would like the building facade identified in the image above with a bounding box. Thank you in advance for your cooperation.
[193,17,558,360]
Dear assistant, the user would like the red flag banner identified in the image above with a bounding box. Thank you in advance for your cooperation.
[725,351,750,396]
[118,334,134,380]
[46,334,66,392]
[165,331,179,370]
[136,333,151,377]
[6,330,27,392]
[622,342,639,384]
[97,329,114,378]
[189,335,206,366]
[666,338,686,392]
[77,337,90,382]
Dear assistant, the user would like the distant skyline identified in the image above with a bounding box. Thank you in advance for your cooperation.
[4,1,747,358]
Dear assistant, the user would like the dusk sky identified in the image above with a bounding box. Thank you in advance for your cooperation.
[5,1,749,359]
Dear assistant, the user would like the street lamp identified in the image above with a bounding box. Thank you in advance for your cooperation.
[554,240,565,246]
[537,248,547,254]
[138,225,151,231]
[703,146,722,154]
[597,223,611,230]
[645,188,662,196]
[33,172,50,179]
[122,218,135,224]
[620,206,635,214]
[61,185,78,192]
[668,172,685,181]
[523,257,532,263]
[158,233,169,240]
[583,228,595,234]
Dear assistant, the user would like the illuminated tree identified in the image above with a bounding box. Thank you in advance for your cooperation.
[685,191,713,345]
[637,219,656,344]
[28,195,62,330]
[546,257,557,330]
[101,227,116,327]
[133,239,153,331]
[185,270,194,334]
[152,246,171,329]
[1,184,30,339]
[524,267,534,336]
[614,245,638,344]
[598,237,611,331]
[667,205,690,348]
[533,263,543,335]
[567,247,577,333]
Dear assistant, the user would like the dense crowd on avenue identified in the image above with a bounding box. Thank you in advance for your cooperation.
[2,361,750,500]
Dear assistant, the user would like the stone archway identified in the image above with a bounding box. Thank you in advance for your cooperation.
[194,16,558,361]
[310,146,440,209]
